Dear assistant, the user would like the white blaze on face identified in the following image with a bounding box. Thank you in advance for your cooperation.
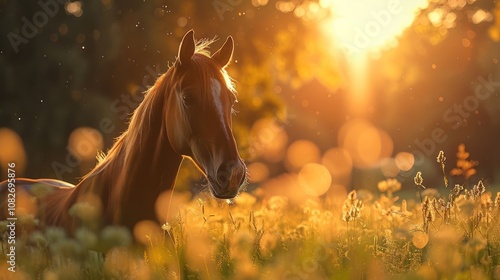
[210,77,232,146]
[211,78,224,118]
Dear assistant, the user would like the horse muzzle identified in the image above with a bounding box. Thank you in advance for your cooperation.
[208,159,246,199]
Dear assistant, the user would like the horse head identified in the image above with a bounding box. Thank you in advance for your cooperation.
[165,30,247,199]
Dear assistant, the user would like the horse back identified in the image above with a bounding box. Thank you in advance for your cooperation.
[0,178,75,220]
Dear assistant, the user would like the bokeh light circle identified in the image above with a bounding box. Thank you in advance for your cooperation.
[285,140,320,171]
[298,163,332,197]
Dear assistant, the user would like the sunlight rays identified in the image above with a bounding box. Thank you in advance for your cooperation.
[322,0,428,55]
[320,0,428,116]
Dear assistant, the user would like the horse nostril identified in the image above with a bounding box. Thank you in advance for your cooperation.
[216,161,244,187]
[216,163,231,186]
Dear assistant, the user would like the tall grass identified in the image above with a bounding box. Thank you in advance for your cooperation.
[1,145,500,279]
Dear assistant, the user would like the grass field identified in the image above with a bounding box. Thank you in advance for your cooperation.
[1,147,500,280]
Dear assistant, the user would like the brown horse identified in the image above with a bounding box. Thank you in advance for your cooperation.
[0,30,247,231]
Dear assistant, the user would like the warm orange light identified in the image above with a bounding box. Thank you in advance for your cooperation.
[68,127,104,161]
[250,118,288,162]
[133,220,162,246]
[395,152,415,171]
[247,162,270,183]
[321,0,428,55]
[380,157,399,177]
[322,147,353,179]
[155,190,189,222]
[338,119,393,169]
[298,163,332,197]
[0,128,27,175]
[285,140,320,171]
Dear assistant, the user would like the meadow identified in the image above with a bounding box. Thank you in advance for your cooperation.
[1,146,500,280]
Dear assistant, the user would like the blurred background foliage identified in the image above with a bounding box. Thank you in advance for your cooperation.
[0,0,499,194]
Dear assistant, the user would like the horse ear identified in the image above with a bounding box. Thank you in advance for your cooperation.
[212,36,234,68]
[178,30,195,67]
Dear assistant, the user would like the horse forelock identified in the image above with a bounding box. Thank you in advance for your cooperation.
[173,37,236,97]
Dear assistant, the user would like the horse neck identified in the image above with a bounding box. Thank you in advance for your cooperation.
[72,77,182,228]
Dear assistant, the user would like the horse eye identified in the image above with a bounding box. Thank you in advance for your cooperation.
[182,93,195,107]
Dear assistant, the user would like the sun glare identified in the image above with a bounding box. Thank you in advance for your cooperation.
[318,0,428,115]
[322,0,428,55]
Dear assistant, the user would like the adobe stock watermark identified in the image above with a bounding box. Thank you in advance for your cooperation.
[339,0,403,56]
[51,64,166,179]
[411,74,500,166]
[7,0,68,54]
[212,0,243,21]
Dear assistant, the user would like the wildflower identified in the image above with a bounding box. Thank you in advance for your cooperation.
[377,178,401,195]
[69,202,101,224]
[161,222,172,232]
[437,151,449,188]
[267,196,288,211]
[450,144,478,179]
[29,230,48,248]
[30,183,54,198]
[422,196,431,213]
[101,226,132,250]
[483,212,493,225]
[476,181,486,195]
[18,214,39,227]
[426,208,435,222]
[401,199,413,217]
[342,210,352,222]
[437,151,446,165]
[50,239,84,259]
[75,227,98,249]
[342,191,363,222]
[414,172,425,189]
[431,198,440,212]
[471,180,486,199]
[452,184,464,196]
[347,190,357,201]
[480,193,493,211]
[45,227,67,244]
[464,189,472,200]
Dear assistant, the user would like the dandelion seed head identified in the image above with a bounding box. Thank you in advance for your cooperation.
[101,225,132,249]
[29,230,48,248]
[75,227,98,249]
[30,183,55,198]
[50,239,84,259]
[45,227,67,244]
